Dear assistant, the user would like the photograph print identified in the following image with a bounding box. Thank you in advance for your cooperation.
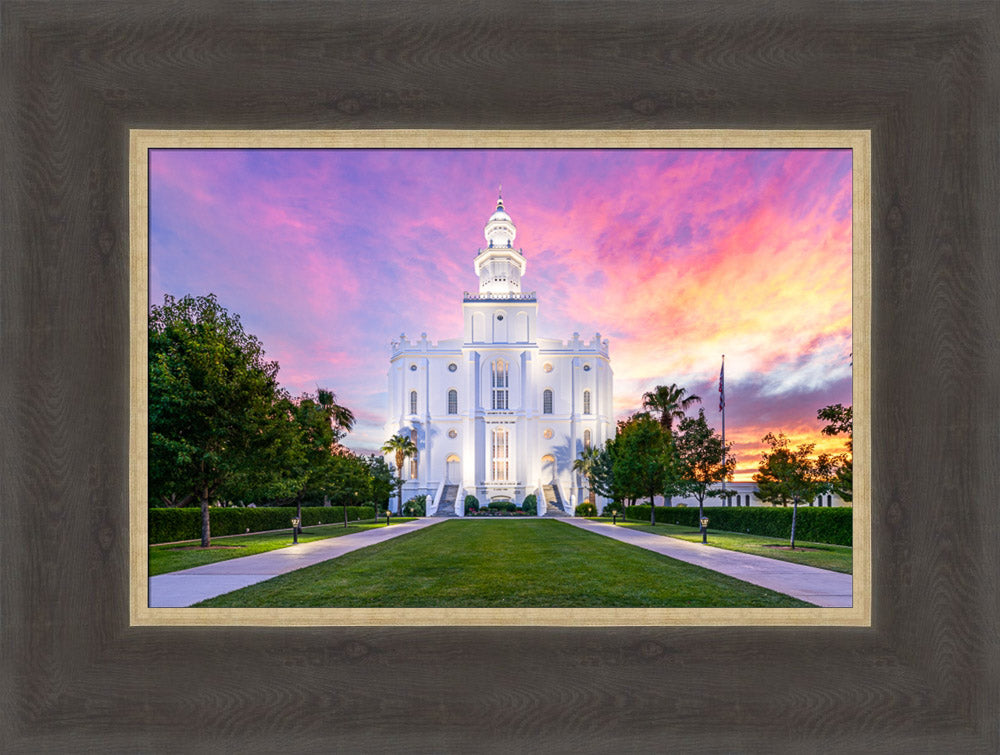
[137,133,865,624]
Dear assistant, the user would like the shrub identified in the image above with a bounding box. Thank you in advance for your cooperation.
[487,501,508,510]
[522,494,537,515]
[402,495,427,517]
[464,494,480,511]
[148,505,376,544]
[622,505,852,546]
[575,502,598,517]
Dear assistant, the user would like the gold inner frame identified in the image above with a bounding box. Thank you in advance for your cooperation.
[130,129,872,627]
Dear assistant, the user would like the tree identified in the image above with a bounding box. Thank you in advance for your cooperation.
[641,384,701,505]
[381,433,417,514]
[753,432,834,549]
[572,446,600,507]
[590,439,624,506]
[818,403,853,502]
[360,454,396,516]
[285,389,358,532]
[317,387,356,440]
[642,383,702,432]
[614,413,678,525]
[675,409,736,522]
[149,293,296,546]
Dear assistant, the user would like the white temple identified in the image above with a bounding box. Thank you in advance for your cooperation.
[385,193,613,516]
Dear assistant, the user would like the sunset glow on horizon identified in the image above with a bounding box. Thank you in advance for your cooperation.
[149,148,853,480]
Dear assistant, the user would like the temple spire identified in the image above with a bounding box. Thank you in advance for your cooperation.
[476,189,525,295]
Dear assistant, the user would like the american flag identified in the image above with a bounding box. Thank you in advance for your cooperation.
[719,358,725,412]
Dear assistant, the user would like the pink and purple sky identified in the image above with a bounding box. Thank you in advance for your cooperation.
[149,148,853,480]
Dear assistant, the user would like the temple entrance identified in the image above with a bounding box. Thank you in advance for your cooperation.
[541,454,556,484]
[445,454,461,482]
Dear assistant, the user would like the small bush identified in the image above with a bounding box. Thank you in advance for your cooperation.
[402,495,427,517]
[522,494,537,515]
[575,502,598,517]
[464,495,480,512]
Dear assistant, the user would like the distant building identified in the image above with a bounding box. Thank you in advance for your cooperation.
[649,481,849,508]
[385,193,613,515]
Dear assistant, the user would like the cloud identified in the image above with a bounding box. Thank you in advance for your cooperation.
[150,147,853,476]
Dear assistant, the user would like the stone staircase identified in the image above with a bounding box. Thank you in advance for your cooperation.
[541,484,568,517]
[434,484,460,517]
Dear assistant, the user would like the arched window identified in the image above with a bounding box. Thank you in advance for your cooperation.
[583,390,592,414]
[491,359,509,410]
[447,389,458,414]
[492,427,509,481]
[584,429,592,449]
[409,390,417,415]
[543,389,553,414]
[409,428,418,479]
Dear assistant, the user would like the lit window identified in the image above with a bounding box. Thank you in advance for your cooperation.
[410,390,417,414]
[492,427,509,481]
[409,428,418,479]
[491,359,509,410]
[448,389,458,414]
[583,390,591,414]
[543,389,553,414]
[584,430,591,449]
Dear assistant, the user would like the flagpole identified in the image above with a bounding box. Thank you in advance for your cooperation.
[720,355,726,506]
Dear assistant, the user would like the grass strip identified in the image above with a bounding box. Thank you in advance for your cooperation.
[149,520,414,576]
[195,519,813,608]
[606,520,852,574]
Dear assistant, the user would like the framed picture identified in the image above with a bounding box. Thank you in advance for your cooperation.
[5,3,996,751]
[130,129,871,628]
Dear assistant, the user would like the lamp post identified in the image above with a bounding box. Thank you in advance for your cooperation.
[291,517,300,545]
[700,516,709,544]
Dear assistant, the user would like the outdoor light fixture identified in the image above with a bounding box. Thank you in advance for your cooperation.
[700,516,709,544]
[291,517,300,544]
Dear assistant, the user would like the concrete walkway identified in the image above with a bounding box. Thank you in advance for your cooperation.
[149,518,444,607]
[563,519,853,607]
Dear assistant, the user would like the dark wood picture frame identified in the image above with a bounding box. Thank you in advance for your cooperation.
[3,2,997,751]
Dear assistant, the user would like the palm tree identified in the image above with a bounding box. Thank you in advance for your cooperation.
[573,446,600,507]
[381,433,417,514]
[642,384,702,433]
[316,388,356,437]
[642,384,700,507]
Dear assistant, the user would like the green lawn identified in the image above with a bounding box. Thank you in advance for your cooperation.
[149,520,416,576]
[606,520,852,574]
[194,519,813,608]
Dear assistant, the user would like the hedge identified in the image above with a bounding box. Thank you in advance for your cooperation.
[623,505,852,546]
[149,505,376,544]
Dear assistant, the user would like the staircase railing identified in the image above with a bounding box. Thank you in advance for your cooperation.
[429,480,445,517]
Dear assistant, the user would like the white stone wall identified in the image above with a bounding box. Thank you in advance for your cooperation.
[386,332,613,512]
